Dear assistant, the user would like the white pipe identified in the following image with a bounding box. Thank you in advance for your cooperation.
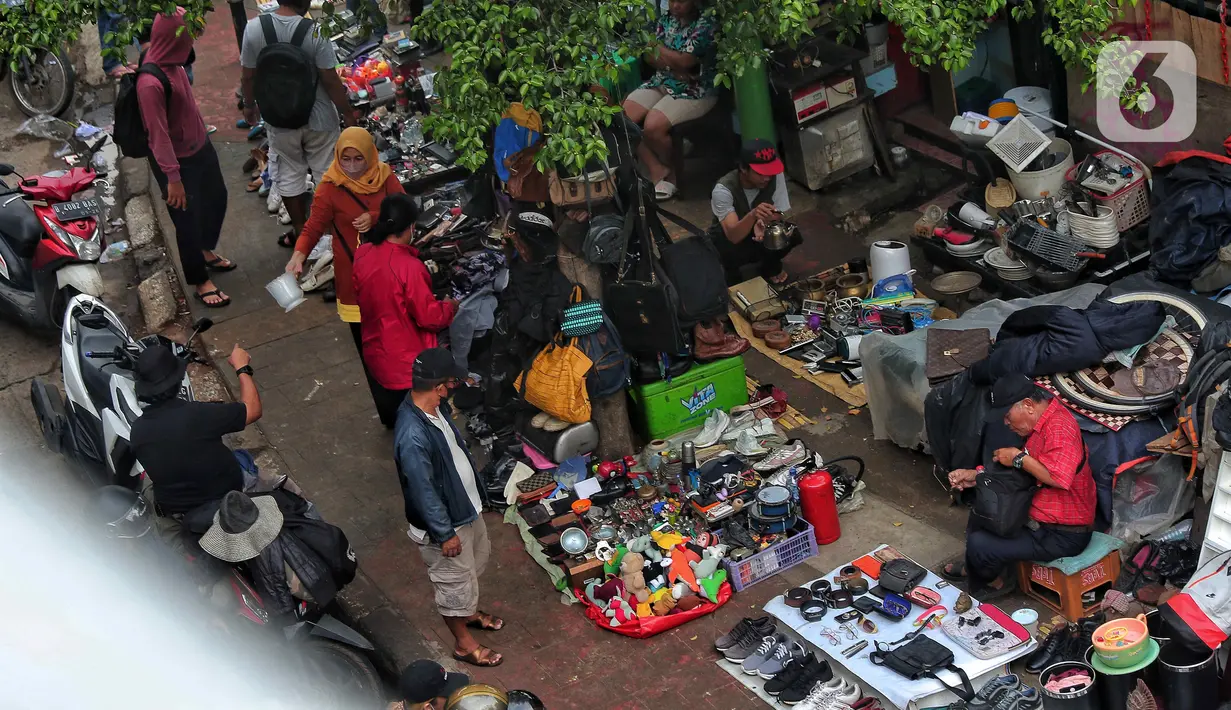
[1017,107,1153,181]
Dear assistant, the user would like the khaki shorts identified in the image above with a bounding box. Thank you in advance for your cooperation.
[268,126,339,198]
[625,86,718,127]
[415,515,491,617]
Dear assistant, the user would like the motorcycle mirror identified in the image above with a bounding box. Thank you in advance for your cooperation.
[0,163,14,176]
[193,317,214,334]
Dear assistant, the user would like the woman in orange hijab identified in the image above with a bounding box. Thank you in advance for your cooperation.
[284,127,404,409]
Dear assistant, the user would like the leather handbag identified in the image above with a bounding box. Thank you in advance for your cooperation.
[870,635,975,701]
[925,328,991,382]
[548,164,616,207]
[505,144,549,203]
[515,335,593,424]
[655,207,728,326]
[879,557,927,595]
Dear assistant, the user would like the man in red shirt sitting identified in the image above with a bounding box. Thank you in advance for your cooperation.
[942,374,1096,599]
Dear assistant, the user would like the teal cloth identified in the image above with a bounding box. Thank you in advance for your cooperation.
[1035,531,1124,576]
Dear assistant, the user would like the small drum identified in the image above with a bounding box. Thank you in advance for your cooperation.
[756,485,792,518]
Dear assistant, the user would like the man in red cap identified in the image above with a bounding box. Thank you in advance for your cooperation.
[709,138,798,285]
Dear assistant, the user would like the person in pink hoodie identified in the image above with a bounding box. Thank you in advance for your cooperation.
[138,9,234,308]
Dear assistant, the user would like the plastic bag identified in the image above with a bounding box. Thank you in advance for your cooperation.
[1110,455,1195,543]
[18,114,75,142]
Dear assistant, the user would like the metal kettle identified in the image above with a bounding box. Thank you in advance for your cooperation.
[762,220,798,252]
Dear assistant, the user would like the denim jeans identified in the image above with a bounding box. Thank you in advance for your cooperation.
[98,11,124,74]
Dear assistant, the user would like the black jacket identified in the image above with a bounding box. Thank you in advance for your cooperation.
[393,399,479,544]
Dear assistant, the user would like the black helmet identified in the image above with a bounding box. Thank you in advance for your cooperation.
[507,690,545,710]
[89,485,151,539]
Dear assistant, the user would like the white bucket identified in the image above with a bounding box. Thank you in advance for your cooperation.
[1008,138,1074,200]
[1005,86,1054,136]
[869,240,911,283]
[265,272,306,312]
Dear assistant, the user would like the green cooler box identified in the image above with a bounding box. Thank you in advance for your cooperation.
[628,356,748,440]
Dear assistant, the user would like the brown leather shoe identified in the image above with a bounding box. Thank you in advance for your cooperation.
[694,320,727,346]
[696,333,750,361]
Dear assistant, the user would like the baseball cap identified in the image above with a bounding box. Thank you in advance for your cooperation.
[984,374,1037,422]
[412,347,469,384]
[740,138,784,176]
[399,660,469,703]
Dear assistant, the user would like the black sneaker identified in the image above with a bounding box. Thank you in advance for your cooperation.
[715,616,775,651]
[764,654,815,696]
[778,658,833,705]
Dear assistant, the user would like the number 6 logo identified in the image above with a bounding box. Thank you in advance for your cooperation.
[1096,40,1197,144]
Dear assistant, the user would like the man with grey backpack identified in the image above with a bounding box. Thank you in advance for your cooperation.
[240,0,356,246]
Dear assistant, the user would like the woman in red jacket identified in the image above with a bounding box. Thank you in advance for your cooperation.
[285,127,403,417]
[352,194,458,427]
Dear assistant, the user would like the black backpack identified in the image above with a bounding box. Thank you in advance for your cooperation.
[253,14,319,129]
[655,207,728,326]
[113,64,171,159]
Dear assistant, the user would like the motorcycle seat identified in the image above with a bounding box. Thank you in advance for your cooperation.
[0,193,42,259]
[77,322,127,407]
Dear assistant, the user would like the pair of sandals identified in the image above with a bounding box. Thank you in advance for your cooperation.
[453,611,505,667]
[939,556,1019,602]
[195,255,237,308]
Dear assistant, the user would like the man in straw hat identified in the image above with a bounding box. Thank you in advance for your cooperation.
[394,347,502,668]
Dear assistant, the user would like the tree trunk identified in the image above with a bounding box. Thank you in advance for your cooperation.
[556,226,636,461]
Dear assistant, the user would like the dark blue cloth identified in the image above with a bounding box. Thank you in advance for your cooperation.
[393,399,478,544]
[1149,158,1231,285]
[964,514,1091,589]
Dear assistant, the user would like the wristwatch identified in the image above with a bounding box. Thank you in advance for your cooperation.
[235,365,254,378]
[1012,451,1027,470]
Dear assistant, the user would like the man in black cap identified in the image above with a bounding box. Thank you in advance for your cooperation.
[130,344,262,519]
[390,660,469,710]
[941,374,1095,600]
[709,138,798,285]
[394,347,503,668]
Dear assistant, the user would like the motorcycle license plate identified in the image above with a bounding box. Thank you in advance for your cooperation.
[53,198,100,222]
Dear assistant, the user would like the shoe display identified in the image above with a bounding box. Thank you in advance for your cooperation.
[723,631,770,663]
[765,654,817,696]
[721,412,757,441]
[714,616,774,651]
[693,409,731,448]
[1025,624,1074,674]
[735,428,769,457]
[778,658,834,705]
[753,441,806,471]
[796,677,859,710]
[1061,612,1105,663]
[741,633,788,675]
[757,641,805,679]
[969,675,1021,709]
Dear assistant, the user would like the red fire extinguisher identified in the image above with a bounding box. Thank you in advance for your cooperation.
[799,469,841,545]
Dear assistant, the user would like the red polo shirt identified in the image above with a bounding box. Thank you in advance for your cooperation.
[1026,398,1096,526]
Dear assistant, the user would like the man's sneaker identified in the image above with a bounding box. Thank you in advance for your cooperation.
[693,409,730,448]
[800,679,860,710]
[754,441,806,471]
[778,658,834,705]
[758,641,805,679]
[736,428,768,457]
[721,412,756,441]
[969,675,1021,709]
[764,653,816,695]
[714,616,774,651]
[723,631,770,663]
[741,633,787,675]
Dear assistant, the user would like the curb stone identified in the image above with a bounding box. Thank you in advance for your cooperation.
[124,195,159,249]
[136,269,176,333]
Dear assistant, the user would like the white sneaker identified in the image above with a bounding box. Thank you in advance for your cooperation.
[754,418,786,445]
[720,412,756,441]
[693,410,730,448]
[754,441,806,471]
[795,681,840,710]
[735,428,768,457]
[797,679,859,710]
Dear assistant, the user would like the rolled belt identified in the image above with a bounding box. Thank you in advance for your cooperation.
[828,590,854,609]
[810,579,832,598]
[843,577,869,595]
[800,600,828,621]
[785,587,812,607]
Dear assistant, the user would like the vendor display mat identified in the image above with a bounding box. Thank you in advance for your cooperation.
[764,545,1036,709]
[730,310,868,407]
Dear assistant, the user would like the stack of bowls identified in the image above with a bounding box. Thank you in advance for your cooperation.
[945,238,990,258]
[984,246,1032,281]
[1066,206,1119,249]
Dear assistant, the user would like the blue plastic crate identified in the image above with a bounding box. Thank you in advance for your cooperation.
[723,520,818,592]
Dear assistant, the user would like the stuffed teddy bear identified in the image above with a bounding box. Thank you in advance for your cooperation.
[620,552,649,603]
[649,587,676,616]
[627,535,662,562]
[606,596,636,626]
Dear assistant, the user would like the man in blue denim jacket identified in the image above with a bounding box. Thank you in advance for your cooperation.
[394,347,504,668]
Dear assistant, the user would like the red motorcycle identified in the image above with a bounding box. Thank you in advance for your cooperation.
[0,158,104,331]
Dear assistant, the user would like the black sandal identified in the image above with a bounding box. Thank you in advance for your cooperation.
[194,289,231,308]
[205,255,237,272]
[276,231,295,248]
[939,555,969,582]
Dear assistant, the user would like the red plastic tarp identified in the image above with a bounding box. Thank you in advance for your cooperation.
[574,581,733,639]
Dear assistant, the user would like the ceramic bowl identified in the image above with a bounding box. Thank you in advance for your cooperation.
[1093,614,1151,668]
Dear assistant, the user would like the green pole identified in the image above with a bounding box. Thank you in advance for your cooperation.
[733,52,776,142]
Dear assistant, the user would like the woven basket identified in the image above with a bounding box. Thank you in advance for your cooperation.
[985,178,1017,215]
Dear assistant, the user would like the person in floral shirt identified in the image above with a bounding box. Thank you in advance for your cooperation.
[622,0,718,200]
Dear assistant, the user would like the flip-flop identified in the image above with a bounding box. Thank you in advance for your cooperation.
[205,256,237,272]
[466,611,505,631]
[654,179,678,200]
[194,289,231,308]
[453,645,503,667]
[938,555,968,582]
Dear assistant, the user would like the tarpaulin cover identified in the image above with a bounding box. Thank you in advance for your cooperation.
[575,581,732,638]
[1149,156,1231,285]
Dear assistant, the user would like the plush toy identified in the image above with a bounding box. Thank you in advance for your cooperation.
[651,529,685,551]
[649,588,676,616]
[602,544,628,577]
[606,596,636,626]
[676,595,703,612]
[707,543,730,560]
[593,577,626,605]
[698,569,727,603]
[671,581,690,599]
[584,580,605,608]
[628,535,662,562]
[620,552,649,603]
[636,601,652,618]
[667,545,701,592]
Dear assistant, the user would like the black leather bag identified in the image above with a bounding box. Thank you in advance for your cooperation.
[880,558,927,595]
[656,208,728,326]
[870,636,975,701]
[969,465,1039,537]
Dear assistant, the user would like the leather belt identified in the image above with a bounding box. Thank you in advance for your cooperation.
[828,590,854,609]
[1038,522,1094,534]
[809,579,832,598]
[785,587,812,607]
[843,577,869,595]
[800,600,828,621]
